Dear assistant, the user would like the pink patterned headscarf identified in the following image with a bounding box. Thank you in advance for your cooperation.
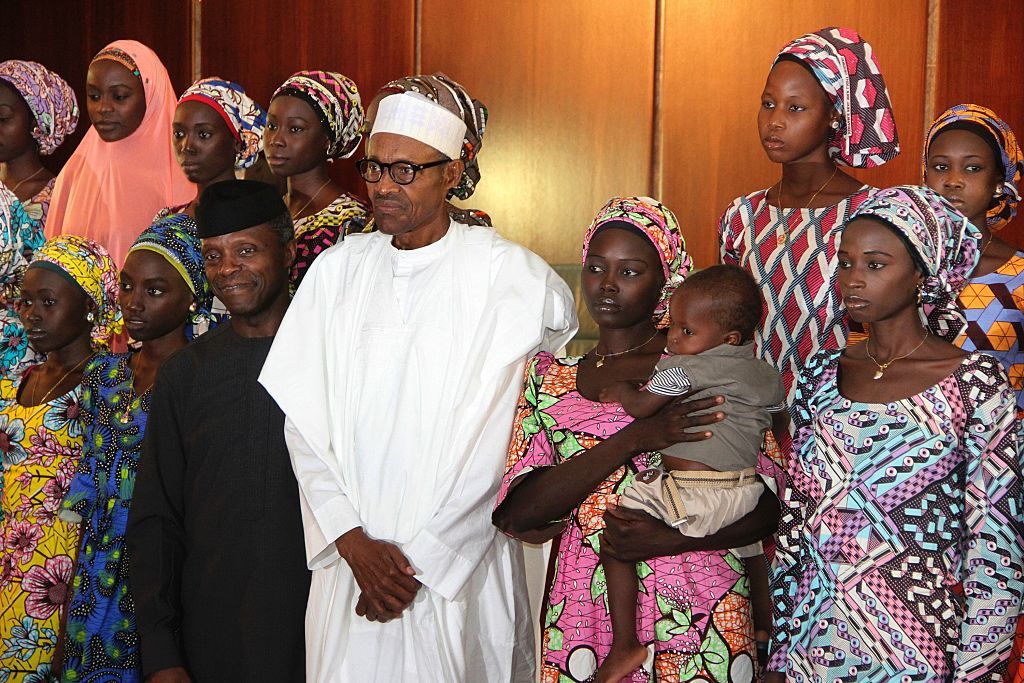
[0,60,78,156]
[273,71,363,160]
[776,27,900,169]
[582,196,692,329]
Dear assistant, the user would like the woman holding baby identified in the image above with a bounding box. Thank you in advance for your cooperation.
[492,196,779,683]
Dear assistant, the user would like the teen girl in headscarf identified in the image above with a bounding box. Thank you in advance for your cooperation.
[45,40,193,266]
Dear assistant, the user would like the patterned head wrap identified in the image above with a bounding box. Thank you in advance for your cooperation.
[273,71,363,159]
[582,196,692,329]
[775,27,900,169]
[847,185,981,341]
[92,46,141,78]
[376,74,487,200]
[0,60,78,156]
[924,104,1023,231]
[28,235,123,348]
[127,213,212,327]
[179,77,267,170]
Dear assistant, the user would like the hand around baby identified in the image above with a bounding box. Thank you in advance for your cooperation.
[598,380,637,405]
[623,395,724,453]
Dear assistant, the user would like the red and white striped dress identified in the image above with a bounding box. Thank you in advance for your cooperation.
[718,186,874,402]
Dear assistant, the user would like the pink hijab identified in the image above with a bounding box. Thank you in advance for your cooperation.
[45,40,194,266]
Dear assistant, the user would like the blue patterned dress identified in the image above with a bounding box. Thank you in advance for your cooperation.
[770,349,1024,681]
[60,353,149,683]
[0,186,47,377]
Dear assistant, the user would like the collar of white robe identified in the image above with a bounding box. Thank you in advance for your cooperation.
[371,91,467,159]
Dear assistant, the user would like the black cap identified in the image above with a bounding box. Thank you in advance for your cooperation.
[196,180,288,238]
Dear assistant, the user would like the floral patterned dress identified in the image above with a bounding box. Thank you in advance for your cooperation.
[0,182,49,377]
[0,367,83,682]
[497,353,757,683]
[60,353,147,683]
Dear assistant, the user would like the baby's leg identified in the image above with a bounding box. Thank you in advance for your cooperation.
[596,549,647,683]
[743,553,772,666]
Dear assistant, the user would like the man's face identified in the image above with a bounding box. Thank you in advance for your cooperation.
[364,132,460,237]
[201,223,294,320]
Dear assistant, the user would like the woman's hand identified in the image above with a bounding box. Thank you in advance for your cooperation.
[601,505,687,562]
[622,395,725,453]
[494,396,725,536]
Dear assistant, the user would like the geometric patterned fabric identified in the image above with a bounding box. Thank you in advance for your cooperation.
[956,252,1024,409]
[770,348,1024,681]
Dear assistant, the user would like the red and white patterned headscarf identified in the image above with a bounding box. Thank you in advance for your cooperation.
[776,27,900,169]
[179,77,267,170]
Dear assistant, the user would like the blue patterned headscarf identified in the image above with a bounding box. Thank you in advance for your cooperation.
[127,213,212,328]
[846,185,981,341]
[924,104,1023,231]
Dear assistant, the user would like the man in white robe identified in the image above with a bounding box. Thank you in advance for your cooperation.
[259,74,576,682]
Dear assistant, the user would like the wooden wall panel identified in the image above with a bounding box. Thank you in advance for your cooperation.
[199,0,415,197]
[934,0,1024,247]
[3,0,193,173]
[420,0,657,265]
[661,1,929,267]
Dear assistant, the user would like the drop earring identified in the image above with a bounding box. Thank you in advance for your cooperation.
[189,301,198,313]
[86,311,95,323]
[916,285,923,306]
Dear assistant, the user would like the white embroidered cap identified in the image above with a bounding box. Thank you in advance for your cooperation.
[370,91,467,159]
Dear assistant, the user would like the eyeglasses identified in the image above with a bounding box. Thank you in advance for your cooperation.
[355,157,450,185]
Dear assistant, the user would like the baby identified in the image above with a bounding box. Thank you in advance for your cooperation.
[595,264,785,682]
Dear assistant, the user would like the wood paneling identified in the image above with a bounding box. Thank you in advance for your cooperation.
[9,0,1023,262]
[199,0,416,197]
[661,1,929,267]
[3,0,193,173]
[420,0,657,265]
[933,0,1024,247]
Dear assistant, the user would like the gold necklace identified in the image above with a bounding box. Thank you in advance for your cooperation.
[29,354,92,406]
[593,331,659,368]
[289,178,331,220]
[774,166,839,245]
[865,331,928,380]
[6,166,45,196]
[117,357,153,424]
[117,380,149,424]
[980,234,995,258]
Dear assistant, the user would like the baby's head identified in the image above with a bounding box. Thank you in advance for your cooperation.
[665,264,762,356]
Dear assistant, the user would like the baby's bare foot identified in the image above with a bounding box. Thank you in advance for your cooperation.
[595,642,646,683]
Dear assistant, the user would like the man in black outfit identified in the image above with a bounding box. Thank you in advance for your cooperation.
[127,180,308,682]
